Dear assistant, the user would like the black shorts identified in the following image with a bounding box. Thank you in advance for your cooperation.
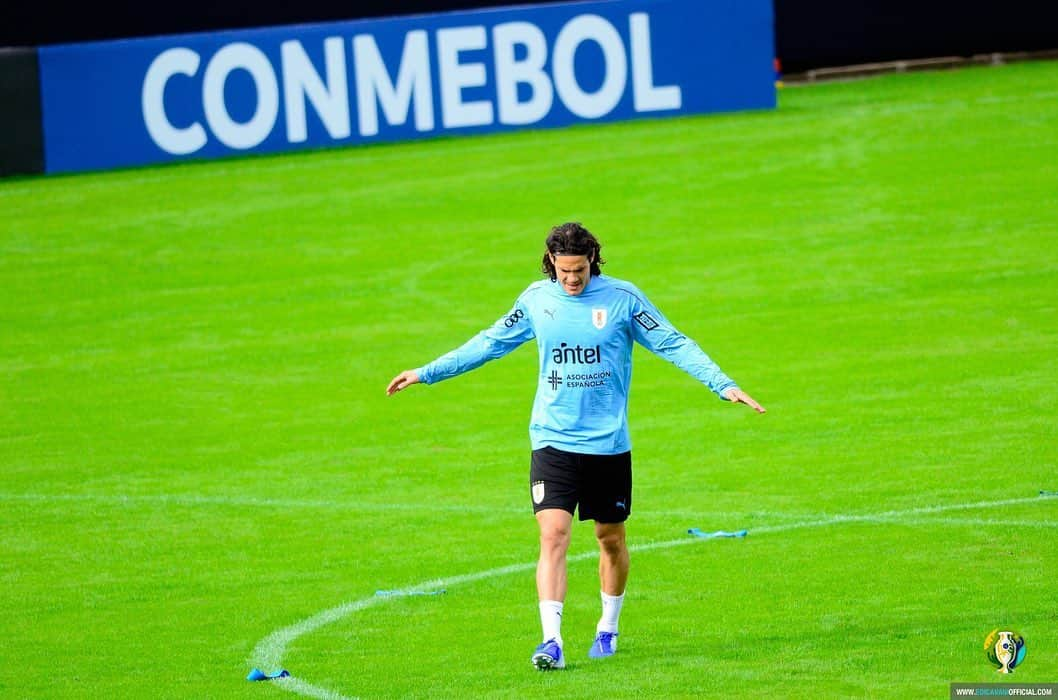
[529,445,632,523]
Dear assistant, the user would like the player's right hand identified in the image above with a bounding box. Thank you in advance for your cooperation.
[386,370,421,396]
[723,387,766,413]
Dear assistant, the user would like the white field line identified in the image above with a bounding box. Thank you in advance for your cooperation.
[250,494,1054,699]
[898,517,1058,529]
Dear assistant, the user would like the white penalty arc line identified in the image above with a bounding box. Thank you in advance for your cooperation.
[250,495,1054,698]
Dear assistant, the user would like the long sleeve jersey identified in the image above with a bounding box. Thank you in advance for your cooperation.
[417,274,738,455]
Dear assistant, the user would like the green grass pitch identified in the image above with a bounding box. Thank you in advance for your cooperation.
[2,60,1057,698]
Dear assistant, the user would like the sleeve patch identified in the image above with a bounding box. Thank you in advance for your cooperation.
[633,311,659,331]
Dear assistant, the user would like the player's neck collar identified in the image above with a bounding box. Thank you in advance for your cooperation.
[552,274,603,298]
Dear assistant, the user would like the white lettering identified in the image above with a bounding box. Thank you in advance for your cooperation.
[202,42,279,150]
[353,31,434,137]
[552,14,627,119]
[281,38,351,143]
[142,48,207,155]
[629,13,681,112]
[436,26,494,128]
[492,21,553,125]
[141,11,683,154]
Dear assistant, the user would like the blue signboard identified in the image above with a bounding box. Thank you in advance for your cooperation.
[37,0,774,174]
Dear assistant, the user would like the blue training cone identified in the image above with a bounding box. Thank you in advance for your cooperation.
[687,528,748,539]
[247,668,290,681]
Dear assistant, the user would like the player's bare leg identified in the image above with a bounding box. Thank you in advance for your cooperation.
[533,508,572,669]
[595,521,628,595]
[590,521,628,658]
[536,507,572,602]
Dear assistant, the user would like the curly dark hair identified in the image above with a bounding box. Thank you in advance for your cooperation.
[541,222,605,280]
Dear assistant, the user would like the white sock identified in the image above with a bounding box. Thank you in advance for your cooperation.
[539,600,564,645]
[597,591,625,634]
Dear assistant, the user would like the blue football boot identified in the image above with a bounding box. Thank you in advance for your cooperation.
[531,638,565,670]
[588,631,618,658]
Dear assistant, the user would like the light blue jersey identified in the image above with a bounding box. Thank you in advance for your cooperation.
[417,274,738,454]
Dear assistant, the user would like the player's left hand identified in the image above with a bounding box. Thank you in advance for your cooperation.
[724,388,766,413]
[386,370,421,396]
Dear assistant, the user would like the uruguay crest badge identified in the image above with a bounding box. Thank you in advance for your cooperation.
[532,481,546,505]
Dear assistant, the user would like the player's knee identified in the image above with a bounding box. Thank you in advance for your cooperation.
[596,527,626,556]
[539,522,571,551]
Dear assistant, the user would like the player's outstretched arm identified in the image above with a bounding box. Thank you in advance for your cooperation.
[723,388,766,414]
[386,370,421,396]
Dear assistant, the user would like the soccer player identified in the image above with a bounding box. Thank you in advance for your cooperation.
[387,222,764,670]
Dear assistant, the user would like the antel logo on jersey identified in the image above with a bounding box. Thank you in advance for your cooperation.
[552,342,602,364]
[503,309,525,328]
[140,12,682,155]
